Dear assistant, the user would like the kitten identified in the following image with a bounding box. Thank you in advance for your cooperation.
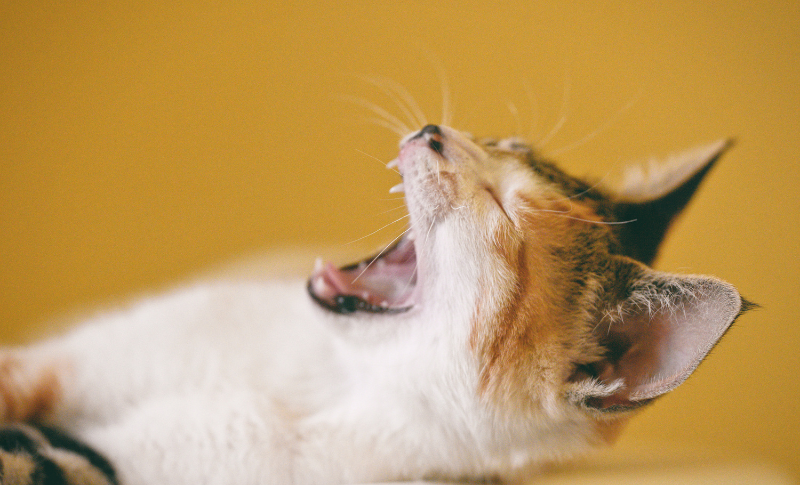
[0,123,751,484]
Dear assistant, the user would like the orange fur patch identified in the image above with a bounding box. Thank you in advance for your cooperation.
[593,417,629,444]
[470,195,609,411]
[0,354,61,422]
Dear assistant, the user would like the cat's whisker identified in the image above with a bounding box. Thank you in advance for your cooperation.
[354,148,402,175]
[341,95,412,136]
[566,170,613,200]
[352,228,410,283]
[396,261,418,307]
[360,116,411,138]
[554,215,638,225]
[533,197,636,225]
[416,47,453,127]
[387,79,429,129]
[424,217,436,245]
[523,80,541,142]
[435,60,452,127]
[537,74,571,148]
[545,89,643,158]
[532,207,573,215]
[528,198,575,215]
[375,205,409,216]
[359,76,427,134]
[366,77,428,129]
[507,101,522,137]
[546,170,614,205]
[342,214,410,246]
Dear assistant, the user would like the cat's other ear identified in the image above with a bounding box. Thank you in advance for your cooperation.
[569,258,753,413]
[612,139,733,265]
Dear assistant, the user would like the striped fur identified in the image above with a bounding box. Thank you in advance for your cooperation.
[0,424,116,485]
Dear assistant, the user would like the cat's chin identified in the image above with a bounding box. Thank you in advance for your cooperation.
[307,232,418,314]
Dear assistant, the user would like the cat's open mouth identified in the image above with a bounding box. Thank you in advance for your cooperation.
[307,124,448,314]
[307,233,418,314]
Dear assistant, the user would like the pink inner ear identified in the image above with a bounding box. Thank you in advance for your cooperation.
[612,279,741,402]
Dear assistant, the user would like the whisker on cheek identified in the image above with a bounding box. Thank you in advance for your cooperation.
[361,116,411,138]
[554,215,637,225]
[354,148,402,176]
[352,228,410,283]
[359,75,428,132]
[396,262,418,307]
[536,74,571,148]
[341,94,412,135]
[342,214,410,246]
[545,89,643,159]
[506,101,522,137]
[375,205,410,216]
[523,79,541,142]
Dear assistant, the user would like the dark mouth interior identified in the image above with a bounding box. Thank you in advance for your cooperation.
[307,234,418,314]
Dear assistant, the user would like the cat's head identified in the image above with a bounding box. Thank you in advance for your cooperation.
[309,124,751,433]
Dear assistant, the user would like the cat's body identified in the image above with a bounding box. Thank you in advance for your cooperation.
[0,124,749,484]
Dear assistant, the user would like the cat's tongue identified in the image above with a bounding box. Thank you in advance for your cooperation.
[308,236,417,314]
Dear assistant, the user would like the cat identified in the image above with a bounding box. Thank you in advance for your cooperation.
[0,123,752,484]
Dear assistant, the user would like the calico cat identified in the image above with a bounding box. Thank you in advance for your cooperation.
[0,123,751,484]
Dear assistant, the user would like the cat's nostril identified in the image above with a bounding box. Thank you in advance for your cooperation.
[418,125,444,154]
[420,124,441,136]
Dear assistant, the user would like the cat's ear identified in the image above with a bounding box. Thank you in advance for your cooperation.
[570,258,752,413]
[612,139,733,265]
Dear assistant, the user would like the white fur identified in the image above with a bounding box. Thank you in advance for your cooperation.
[20,279,591,484]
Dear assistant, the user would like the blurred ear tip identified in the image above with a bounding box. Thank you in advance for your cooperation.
[739,296,760,313]
[704,137,735,163]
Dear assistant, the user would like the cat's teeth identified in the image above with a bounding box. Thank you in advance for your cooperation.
[389,183,405,194]
[386,159,399,170]
[406,231,416,240]
[313,257,323,273]
[312,276,327,294]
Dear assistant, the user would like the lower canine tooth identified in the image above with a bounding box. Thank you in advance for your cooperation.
[389,183,405,194]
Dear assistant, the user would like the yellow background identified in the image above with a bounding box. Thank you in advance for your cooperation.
[2,1,798,480]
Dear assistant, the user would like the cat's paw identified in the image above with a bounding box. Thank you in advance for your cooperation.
[0,354,60,423]
[0,424,117,485]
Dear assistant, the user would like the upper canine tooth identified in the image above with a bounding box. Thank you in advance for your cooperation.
[389,183,405,194]
[386,159,399,170]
